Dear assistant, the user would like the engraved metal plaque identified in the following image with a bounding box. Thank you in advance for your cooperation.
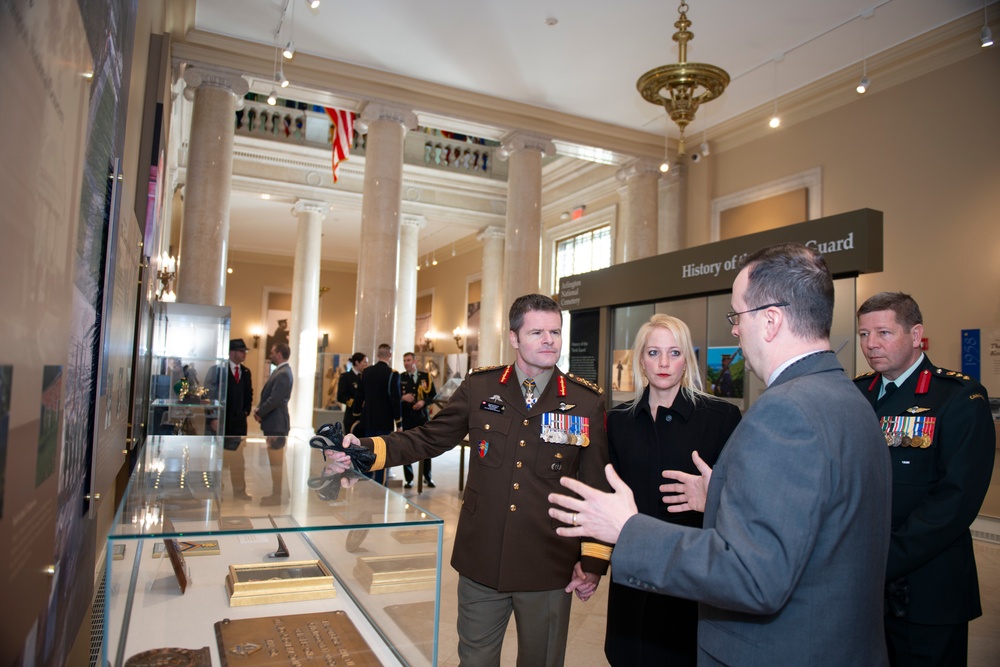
[215,611,382,666]
[124,646,211,667]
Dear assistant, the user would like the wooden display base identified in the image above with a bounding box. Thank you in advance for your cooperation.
[225,560,336,607]
[353,552,437,594]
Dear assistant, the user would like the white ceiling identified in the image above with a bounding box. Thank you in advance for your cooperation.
[185,0,994,263]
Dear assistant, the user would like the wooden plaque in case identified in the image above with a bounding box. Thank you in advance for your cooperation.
[353,552,437,594]
[215,611,381,666]
[225,560,336,606]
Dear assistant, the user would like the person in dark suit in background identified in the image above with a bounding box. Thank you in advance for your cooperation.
[855,292,995,666]
[550,243,893,666]
[353,343,401,484]
[400,350,437,488]
[337,352,368,435]
[254,343,293,506]
[205,339,254,500]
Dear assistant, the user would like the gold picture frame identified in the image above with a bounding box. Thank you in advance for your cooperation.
[354,552,437,595]
[225,560,336,607]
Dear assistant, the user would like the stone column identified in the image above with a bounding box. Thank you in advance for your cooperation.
[289,199,326,432]
[501,132,554,359]
[177,65,248,305]
[614,183,629,264]
[393,214,426,367]
[353,103,418,358]
[659,161,687,254]
[616,158,661,262]
[476,226,505,367]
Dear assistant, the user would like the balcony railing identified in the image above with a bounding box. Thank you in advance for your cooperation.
[235,98,507,180]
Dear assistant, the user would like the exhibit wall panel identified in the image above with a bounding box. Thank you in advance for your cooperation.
[696,47,1000,381]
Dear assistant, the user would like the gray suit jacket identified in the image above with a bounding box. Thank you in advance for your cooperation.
[257,363,293,436]
[613,351,892,666]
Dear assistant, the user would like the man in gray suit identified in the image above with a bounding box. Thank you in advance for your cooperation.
[254,343,293,506]
[550,243,892,666]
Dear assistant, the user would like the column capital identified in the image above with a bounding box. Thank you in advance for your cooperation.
[477,225,506,242]
[293,199,328,217]
[181,64,249,99]
[500,131,555,158]
[401,214,427,229]
[359,102,418,131]
[616,158,664,182]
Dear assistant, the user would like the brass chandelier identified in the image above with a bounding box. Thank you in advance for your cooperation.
[637,2,729,158]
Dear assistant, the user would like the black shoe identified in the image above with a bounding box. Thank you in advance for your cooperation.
[424,479,436,488]
[404,482,413,489]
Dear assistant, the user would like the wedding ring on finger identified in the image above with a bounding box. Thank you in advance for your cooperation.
[572,513,578,526]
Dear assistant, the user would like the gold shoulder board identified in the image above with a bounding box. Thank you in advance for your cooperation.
[566,373,603,395]
[469,365,506,375]
[853,370,876,381]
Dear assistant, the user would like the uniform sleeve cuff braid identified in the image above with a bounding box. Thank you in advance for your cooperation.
[369,437,387,471]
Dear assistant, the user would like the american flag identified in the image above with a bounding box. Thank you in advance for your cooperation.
[325,107,355,183]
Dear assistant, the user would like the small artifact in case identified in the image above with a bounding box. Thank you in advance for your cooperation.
[225,560,336,606]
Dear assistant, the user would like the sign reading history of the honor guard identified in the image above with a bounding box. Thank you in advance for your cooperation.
[558,209,882,310]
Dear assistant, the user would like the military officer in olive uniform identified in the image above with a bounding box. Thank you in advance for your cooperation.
[338,294,612,667]
[855,292,995,666]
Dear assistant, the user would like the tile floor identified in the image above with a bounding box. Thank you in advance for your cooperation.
[387,446,1000,667]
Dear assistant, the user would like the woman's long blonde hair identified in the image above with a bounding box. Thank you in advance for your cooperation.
[626,313,706,411]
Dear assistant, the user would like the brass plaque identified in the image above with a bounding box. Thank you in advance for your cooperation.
[215,611,382,666]
[354,553,437,595]
[125,647,211,667]
[225,560,336,607]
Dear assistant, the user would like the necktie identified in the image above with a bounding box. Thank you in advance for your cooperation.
[876,381,896,408]
[234,366,240,383]
[523,378,537,409]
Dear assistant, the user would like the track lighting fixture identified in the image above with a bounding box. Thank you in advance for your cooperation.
[267,89,277,106]
[306,0,320,9]
[982,1,994,48]
[768,56,781,129]
[856,76,870,94]
[278,67,289,88]
[283,40,295,59]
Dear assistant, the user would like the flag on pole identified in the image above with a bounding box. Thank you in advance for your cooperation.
[325,107,355,183]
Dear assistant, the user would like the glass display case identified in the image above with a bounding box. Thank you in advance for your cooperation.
[148,303,231,437]
[104,435,443,667]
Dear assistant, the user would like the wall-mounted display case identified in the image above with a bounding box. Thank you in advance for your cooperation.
[148,303,230,437]
[104,435,443,667]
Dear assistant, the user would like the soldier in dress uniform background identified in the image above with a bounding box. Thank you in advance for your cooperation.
[400,350,437,488]
[855,291,995,666]
[337,352,367,434]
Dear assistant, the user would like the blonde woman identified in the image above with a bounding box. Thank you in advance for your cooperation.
[605,313,741,667]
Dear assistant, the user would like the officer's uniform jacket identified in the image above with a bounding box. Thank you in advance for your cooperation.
[337,369,362,433]
[400,369,436,430]
[854,356,995,624]
[362,364,613,592]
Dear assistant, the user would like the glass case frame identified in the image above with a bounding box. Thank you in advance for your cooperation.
[104,434,443,667]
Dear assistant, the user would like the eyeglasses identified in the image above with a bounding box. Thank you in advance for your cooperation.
[726,302,788,326]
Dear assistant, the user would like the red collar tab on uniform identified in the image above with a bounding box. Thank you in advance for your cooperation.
[557,375,567,397]
[499,365,513,385]
[915,369,931,395]
[868,374,880,392]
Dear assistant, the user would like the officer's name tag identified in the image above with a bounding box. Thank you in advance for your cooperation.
[480,401,504,414]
